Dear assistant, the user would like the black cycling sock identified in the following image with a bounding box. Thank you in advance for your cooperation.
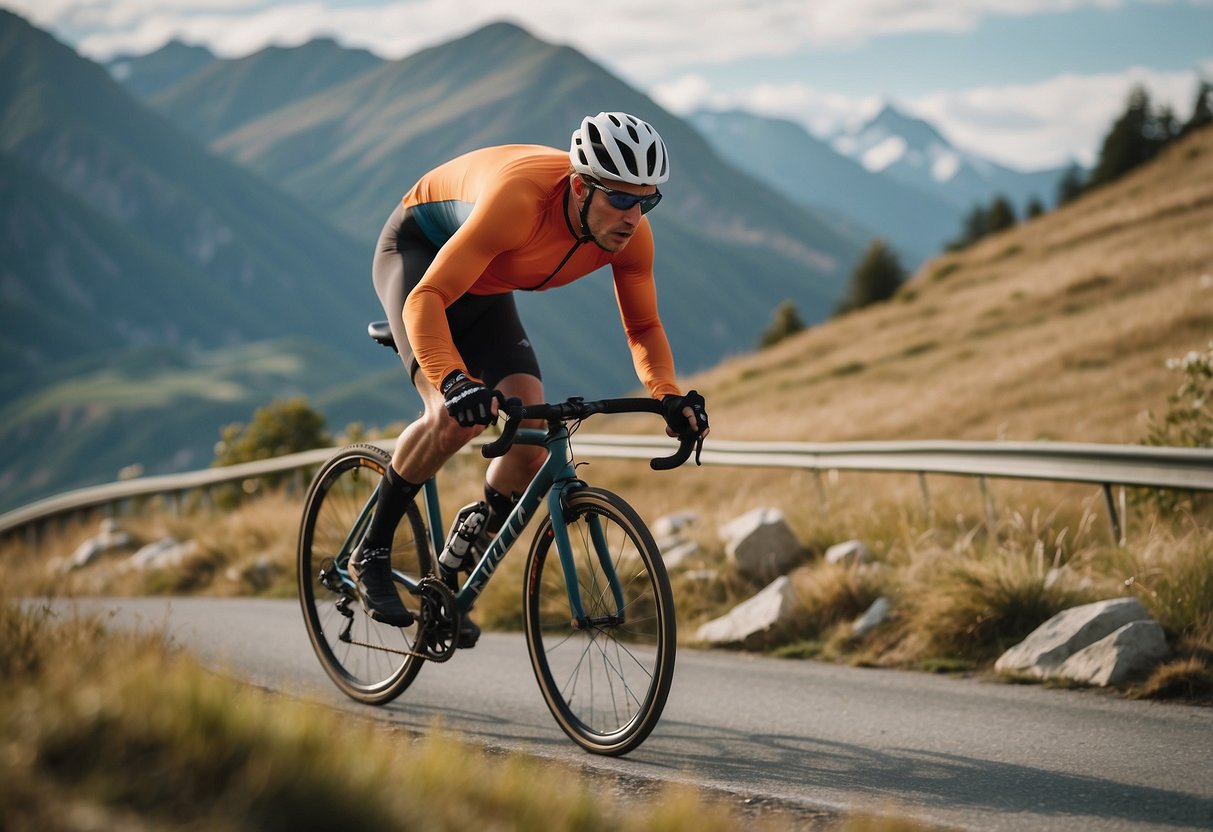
[362,466,422,550]
[484,482,519,534]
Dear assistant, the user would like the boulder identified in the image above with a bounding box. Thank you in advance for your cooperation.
[995,597,1152,678]
[66,518,132,570]
[851,596,891,637]
[661,539,700,569]
[718,507,804,583]
[1054,621,1168,686]
[825,540,872,567]
[226,555,278,592]
[652,511,699,538]
[696,576,801,648]
[127,537,197,571]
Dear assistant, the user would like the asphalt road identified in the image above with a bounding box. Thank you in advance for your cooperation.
[48,597,1213,831]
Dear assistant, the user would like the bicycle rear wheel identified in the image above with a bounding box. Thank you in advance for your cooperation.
[523,487,676,756]
[298,443,431,704]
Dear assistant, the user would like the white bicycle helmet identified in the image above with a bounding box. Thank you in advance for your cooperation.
[570,112,669,185]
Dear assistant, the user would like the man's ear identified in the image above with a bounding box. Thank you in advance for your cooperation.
[570,174,585,198]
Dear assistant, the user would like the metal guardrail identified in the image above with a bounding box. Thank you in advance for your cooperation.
[2,437,1211,542]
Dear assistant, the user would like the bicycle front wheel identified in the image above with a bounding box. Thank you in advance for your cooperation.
[523,487,676,756]
[298,443,431,705]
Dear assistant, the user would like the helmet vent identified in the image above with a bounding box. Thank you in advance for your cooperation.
[569,111,669,185]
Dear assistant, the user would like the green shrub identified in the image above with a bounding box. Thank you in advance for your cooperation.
[1139,341,1213,513]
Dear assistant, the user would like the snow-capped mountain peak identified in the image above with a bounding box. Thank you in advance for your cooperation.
[832,103,1067,210]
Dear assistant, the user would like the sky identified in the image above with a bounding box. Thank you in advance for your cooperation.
[6,0,1212,170]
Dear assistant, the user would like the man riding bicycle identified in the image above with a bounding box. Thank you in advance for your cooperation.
[351,112,710,640]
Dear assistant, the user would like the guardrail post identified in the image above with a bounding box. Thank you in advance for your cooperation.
[1102,483,1124,545]
[979,476,996,529]
[813,470,829,515]
[918,472,934,524]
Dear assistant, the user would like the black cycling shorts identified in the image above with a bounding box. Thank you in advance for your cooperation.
[372,203,541,389]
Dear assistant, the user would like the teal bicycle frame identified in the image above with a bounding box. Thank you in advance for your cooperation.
[341,419,623,626]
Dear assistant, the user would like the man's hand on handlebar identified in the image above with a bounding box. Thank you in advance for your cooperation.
[661,389,710,439]
[441,371,502,427]
[480,396,704,470]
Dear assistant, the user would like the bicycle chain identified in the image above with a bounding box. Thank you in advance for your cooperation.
[338,576,461,663]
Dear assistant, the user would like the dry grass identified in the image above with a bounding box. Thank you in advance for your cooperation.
[1090,521,1213,694]
[693,126,1213,447]
[7,593,887,832]
[13,491,302,599]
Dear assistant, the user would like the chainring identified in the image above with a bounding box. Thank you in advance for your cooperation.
[415,576,461,663]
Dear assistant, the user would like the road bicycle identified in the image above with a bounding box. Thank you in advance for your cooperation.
[297,322,699,756]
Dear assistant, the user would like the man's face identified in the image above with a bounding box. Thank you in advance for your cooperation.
[578,177,659,253]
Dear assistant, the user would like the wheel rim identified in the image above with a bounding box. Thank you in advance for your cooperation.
[299,447,429,700]
[527,492,673,752]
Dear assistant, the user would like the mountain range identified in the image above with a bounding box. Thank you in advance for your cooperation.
[688,109,964,264]
[1,12,870,512]
[830,105,1072,216]
[113,21,871,356]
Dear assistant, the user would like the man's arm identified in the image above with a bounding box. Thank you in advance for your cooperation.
[611,225,681,400]
[404,183,533,390]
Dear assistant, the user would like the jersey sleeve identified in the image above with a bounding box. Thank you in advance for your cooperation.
[404,180,536,389]
[610,223,682,399]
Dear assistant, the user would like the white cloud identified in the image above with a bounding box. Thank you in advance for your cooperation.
[652,75,883,137]
[7,0,1208,169]
[657,65,1209,171]
[12,0,1147,66]
[906,66,1206,169]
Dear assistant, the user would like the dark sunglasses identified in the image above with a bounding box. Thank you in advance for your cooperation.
[584,179,663,214]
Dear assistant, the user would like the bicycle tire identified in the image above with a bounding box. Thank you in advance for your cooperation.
[298,443,431,704]
[523,487,676,756]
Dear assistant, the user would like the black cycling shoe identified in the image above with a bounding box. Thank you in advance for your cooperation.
[349,545,415,627]
[458,615,481,649]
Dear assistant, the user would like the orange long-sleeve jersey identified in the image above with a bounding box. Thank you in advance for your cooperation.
[401,144,680,399]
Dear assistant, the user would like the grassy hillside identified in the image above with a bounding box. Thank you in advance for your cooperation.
[699,124,1213,447]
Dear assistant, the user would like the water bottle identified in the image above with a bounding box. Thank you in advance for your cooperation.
[439,501,488,587]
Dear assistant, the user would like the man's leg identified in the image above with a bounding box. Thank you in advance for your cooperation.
[351,376,487,627]
[475,373,546,539]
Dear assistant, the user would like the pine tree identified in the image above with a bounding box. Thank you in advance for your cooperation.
[1087,85,1169,189]
[1056,164,1085,206]
[948,204,989,250]
[1181,80,1213,137]
[985,195,1017,235]
[839,239,905,314]
[1025,197,1045,219]
[758,300,806,349]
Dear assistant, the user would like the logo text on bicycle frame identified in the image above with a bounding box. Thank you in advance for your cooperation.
[466,503,529,595]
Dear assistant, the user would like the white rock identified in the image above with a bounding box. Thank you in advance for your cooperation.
[127,537,197,571]
[995,597,1151,677]
[662,539,700,569]
[227,555,278,591]
[825,540,872,567]
[851,597,891,637]
[1053,620,1168,686]
[718,507,804,583]
[67,520,133,570]
[695,576,800,647]
[652,511,699,538]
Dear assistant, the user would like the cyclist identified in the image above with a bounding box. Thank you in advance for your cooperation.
[352,112,709,639]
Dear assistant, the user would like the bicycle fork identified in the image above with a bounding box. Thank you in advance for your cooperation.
[548,484,627,629]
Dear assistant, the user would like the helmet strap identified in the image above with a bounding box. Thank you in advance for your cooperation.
[578,189,597,245]
[565,177,601,247]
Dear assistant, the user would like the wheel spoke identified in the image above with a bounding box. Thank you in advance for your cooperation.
[298,445,431,705]
[525,488,675,755]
